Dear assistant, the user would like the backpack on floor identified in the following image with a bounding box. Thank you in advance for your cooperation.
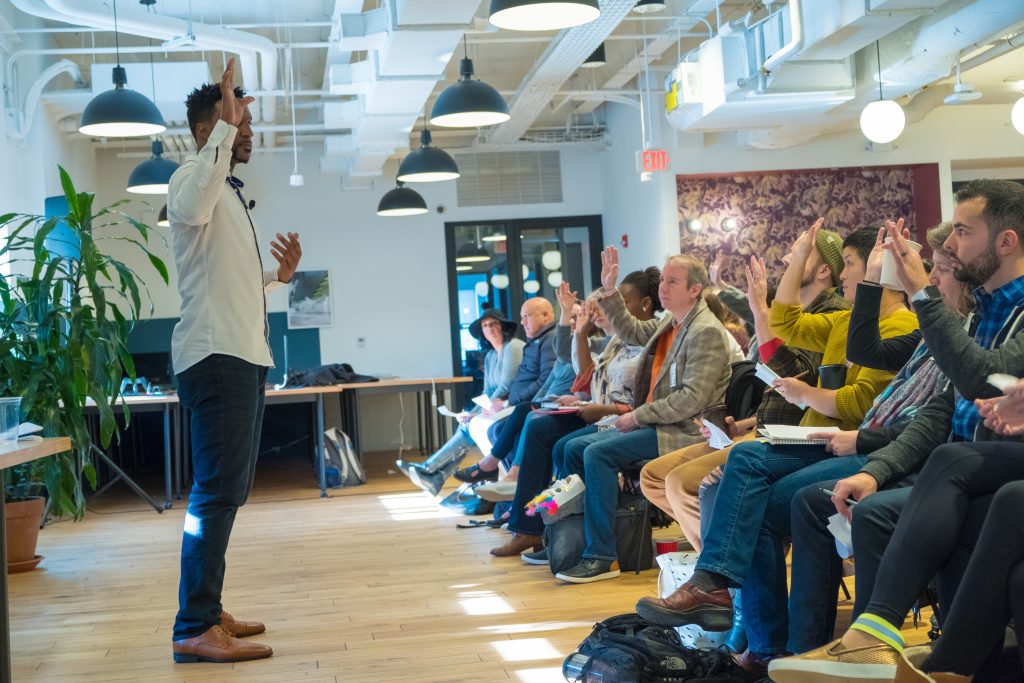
[543,494,654,575]
[323,428,366,487]
[563,613,747,683]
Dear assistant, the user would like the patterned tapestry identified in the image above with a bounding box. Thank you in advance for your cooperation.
[676,167,916,287]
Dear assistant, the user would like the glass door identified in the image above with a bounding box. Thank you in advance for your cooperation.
[445,215,603,383]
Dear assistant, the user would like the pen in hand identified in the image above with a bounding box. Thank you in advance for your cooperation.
[822,488,858,507]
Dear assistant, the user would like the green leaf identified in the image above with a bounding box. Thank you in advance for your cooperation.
[148,253,169,284]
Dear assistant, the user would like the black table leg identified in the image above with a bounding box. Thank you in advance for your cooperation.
[163,404,172,509]
[317,394,327,498]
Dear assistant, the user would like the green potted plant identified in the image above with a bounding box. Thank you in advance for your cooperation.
[1,166,167,569]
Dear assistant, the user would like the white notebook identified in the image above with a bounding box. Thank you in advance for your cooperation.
[758,424,839,445]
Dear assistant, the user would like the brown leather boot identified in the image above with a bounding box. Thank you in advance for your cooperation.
[635,581,733,630]
[490,533,543,557]
[220,610,266,638]
[172,624,273,663]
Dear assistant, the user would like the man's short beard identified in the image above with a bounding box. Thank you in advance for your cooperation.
[955,243,999,287]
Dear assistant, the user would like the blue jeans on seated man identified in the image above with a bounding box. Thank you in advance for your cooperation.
[487,402,533,468]
[724,454,868,656]
[559,427,660,562]
[173,354,268,641]
[505,417,593,537]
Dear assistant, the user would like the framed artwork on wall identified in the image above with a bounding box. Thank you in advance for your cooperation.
[287,269,333,329]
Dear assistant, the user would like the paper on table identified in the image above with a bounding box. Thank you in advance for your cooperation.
[755,363,807,409]
[437,406,470,419]
[701,419,733,449]
[18,422,43,437]
[471,394,493,411]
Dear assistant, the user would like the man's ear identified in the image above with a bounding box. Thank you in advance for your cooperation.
[817,263,833,283]
[997,228,1020,257]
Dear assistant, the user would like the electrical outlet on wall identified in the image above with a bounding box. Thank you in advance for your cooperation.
[357,336,366,348]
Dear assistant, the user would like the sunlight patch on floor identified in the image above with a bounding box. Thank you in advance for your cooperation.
[480,621,593,635]
[459,590,516,615]
[491,638,563,662]
[514,666,567,682]
[376,492,461,520]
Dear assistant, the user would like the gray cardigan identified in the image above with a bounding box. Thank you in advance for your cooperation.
[482,338,525,401]
[599,292,733,455]
[859,292,1024,487]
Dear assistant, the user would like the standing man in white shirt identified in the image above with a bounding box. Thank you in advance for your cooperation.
[168,59,301,664]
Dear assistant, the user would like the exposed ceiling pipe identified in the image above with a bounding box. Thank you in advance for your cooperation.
[5,59,83,141]
[760,0,803,75]
[10,0,278,123]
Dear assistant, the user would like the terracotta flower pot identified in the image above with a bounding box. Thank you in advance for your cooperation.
[5,497,45,574]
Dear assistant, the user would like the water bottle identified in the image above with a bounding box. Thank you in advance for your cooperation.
[562,652,601,681]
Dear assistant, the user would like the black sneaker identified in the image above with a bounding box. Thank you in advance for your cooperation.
[453,463,499,484]
[555,558,620,584]
[521,547,549,565]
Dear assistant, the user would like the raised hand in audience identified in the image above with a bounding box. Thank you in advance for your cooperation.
[600,246,620,293]
[865,219,909,284]
[807,430,859,456]
[709,250,726,290]
[744,255,770,317]
[976,377,1024,436]
[830,472,879,521]
[555,281,578,325]
[884,220,929,294]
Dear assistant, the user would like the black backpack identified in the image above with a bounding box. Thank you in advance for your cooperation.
[564,613,748,683]
[724,361,765,421]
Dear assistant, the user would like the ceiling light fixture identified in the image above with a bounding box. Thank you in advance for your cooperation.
[488,0,600,32]
[397,128,460,182]
[430,39,510,128]
[456,243,491,263]
[157,205,169,228]
[377,180,428,217]
[523,279,540,294]
[79,0,165,137]
[860,41,905,144]
[944,53,982,105]
[685,218,703,233]
[1012,97,1024,135]
[581,43,606,69]
[481,233,507,242]
[721,217,738,232]
[127,139,179,194]
[632,0,666,14]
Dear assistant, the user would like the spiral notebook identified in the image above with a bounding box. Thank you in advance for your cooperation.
[757,424,839,445]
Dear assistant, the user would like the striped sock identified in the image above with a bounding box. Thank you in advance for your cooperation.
[849,613,905,653]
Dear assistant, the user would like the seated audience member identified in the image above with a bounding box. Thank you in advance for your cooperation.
[781,222,971,659]
[398,298,555,494]
[640,228,848,551]
[635,223,919,626]
[552,248,734,584]
[704,290,750,359]
[488,270,661,556]
[709,249,755,338]
[768,179,1024,680]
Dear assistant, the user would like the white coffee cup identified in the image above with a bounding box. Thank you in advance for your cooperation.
[880,236,923,291]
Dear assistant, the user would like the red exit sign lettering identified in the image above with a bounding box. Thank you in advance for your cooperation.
[636,148,669,173]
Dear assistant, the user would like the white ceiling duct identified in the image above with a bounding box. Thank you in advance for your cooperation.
[10,0,278,123]
[6,59,83,141]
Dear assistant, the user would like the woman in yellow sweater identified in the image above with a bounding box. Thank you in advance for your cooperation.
[635,222,921,634]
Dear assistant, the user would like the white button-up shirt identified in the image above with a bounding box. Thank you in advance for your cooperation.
[167,120,282,374]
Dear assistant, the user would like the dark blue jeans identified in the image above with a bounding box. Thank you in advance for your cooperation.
[173,354,268,640]
[561,427,660,561]
[506,415,589,537]
[737,455,867,655]
[489,402,533,467]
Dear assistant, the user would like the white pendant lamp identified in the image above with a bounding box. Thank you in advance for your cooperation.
[1012,97,1024,135]
[860,41,905,144]
[489,0,600,32]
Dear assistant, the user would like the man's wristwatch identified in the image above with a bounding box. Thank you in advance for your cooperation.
[910,285,940,304]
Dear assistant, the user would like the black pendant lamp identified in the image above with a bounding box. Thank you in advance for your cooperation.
[377,180,428,217]
[157,205,169,227]
[79,0,165,137]
[633,0,666,13]
[430,42,510,128]
[582,43,606,69]
[489,0,600,31]
[397,129,460,183]
[455,243,491,263]
[127,140,179,194]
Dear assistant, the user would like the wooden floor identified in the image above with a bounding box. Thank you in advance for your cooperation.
[8,449,930,682]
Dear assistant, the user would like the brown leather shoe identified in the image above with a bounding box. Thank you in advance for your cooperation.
[635,582,733,630]
[172,624,273,663]
[490,533,543,557]
[220,610,265,638]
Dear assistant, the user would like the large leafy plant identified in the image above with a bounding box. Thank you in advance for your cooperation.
[0,166,168,519]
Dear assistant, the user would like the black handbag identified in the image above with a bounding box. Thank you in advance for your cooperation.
[543,494,654,575]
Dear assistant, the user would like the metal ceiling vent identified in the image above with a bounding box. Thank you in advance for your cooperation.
[454,150,563,207]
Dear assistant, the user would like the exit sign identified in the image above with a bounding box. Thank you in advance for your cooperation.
[636,148,669,173]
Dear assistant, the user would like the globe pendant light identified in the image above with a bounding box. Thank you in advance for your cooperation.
[489,0,600,32]
[581,44,606,69]
[79,0,165,137]
[157,205,169,227]
[430,42,510,128]
[127,140,179,194]
[377,180,428,217]
[397,129,460,183]
[860,41,905,144]
[1012,96,1024,135]
[633,0,666,14]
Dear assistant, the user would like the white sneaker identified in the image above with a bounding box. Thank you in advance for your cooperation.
[476,480,518,502]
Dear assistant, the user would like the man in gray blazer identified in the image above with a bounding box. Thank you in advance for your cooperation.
[555,248,734,583]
